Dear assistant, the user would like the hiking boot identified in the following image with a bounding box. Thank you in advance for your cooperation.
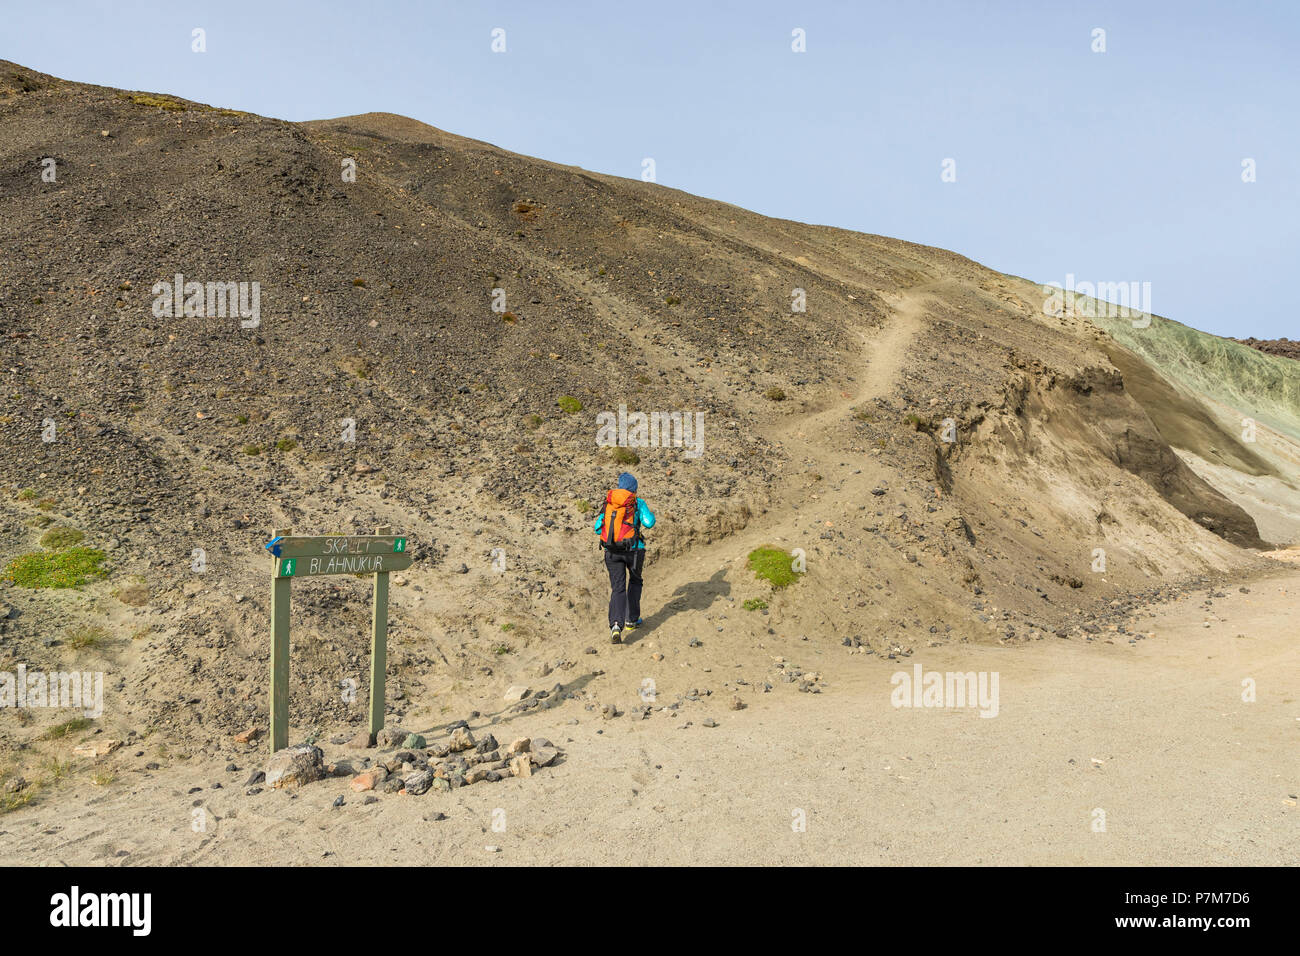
[623,618,642,632]
[609,624,622,644]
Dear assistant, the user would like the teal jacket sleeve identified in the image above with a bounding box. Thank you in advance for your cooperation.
[593,512,604,534]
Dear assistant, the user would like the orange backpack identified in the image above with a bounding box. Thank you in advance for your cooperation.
[600,489,640,552]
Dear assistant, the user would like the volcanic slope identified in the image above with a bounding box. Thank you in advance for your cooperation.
[0,61,1283,764]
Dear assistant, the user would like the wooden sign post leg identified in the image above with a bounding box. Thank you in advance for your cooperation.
[369,526,390,743]
[269,527,292,754]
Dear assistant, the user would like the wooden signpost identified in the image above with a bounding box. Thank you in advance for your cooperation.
[264,528,412,753]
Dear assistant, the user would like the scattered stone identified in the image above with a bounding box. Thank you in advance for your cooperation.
[507,737,531,754]
[729,696,746,711]
[347,730,375,749]
[72,739,122,759]
[402,769,434,795]
[234,727,262,744]
[509,754,532,778]
[504,685,531,703]
[702,718,719,728]
[530,746,559,767]
[264,745,325,789]
[350,767,388,792]
[402,733,426,749]
[449,727,476,752]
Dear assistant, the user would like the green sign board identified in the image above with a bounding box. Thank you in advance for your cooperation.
[276,551,412,578]
[264,529,410,753]
[270,535,408,560]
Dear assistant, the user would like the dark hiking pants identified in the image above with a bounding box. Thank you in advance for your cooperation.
[605,548,645,628]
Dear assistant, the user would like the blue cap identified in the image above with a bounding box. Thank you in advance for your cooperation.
[617,472,638,492]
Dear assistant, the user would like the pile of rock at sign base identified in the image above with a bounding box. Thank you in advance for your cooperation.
[260,724,562,795]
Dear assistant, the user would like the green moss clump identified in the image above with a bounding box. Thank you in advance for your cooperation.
[557,395,583,414]
[123,92,187,112]
[39,526,84,550]
[4,548,108,589]
[747,547,803,589]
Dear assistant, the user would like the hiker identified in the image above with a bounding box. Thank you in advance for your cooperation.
[594,472,655,643]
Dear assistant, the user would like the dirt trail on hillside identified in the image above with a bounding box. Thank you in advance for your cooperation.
[2,567,1294,866]
[608,283,935,640]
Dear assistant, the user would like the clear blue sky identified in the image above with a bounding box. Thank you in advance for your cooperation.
[6,0,1296,339]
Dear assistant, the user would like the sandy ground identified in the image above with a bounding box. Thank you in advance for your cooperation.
[2,563,1296,866]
